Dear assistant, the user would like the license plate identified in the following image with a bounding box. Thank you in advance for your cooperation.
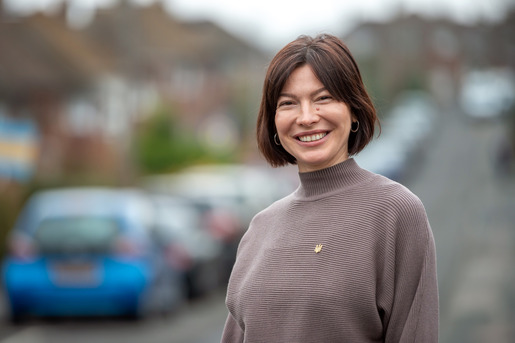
[50,262,101,287]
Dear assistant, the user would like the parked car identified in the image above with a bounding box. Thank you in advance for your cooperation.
[144,164,295,233]
[459,68,515,121]
[354,133,409,182]
[2,187,184,323]
[149,194,223,299]
[143,164,297,284]
[355,90,438,182]
[386,90,437,154]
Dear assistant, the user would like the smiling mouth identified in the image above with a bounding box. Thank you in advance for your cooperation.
[298,132,327,142]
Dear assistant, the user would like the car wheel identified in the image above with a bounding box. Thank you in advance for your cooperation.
[9,310,25,325]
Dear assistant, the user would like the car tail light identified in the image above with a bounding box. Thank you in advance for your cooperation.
[112,237,144,258]
[9,236,37,261]
[203,209,241,243]
[165,243,192,271]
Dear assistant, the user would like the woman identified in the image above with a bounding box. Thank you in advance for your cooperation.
[222,34,438,342]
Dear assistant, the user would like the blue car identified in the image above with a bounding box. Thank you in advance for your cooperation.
[2,187,184,323]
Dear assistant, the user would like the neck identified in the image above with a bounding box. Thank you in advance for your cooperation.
[294,159,371,199]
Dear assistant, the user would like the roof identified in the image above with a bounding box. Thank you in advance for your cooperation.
[0,9,113,98]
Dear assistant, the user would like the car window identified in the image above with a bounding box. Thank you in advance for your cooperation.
[34,217,119,254]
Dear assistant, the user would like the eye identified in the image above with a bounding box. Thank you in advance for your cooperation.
[277,100,295,108]
[317,95,333,102]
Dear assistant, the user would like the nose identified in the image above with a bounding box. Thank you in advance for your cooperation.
[296,102,320,126]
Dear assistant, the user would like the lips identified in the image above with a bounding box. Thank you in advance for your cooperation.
[297,132,327,142]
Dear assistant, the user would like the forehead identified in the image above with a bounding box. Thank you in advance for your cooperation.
[280,64,324,94]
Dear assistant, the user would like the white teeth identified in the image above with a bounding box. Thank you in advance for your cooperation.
[298,133,327,142]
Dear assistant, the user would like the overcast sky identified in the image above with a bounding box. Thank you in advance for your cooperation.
[5,0,514,50]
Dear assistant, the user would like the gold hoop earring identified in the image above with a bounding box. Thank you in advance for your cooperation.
[351,121,359,133]
[274,133,281,145]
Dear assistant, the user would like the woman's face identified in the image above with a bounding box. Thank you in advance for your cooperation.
[274,64,355,172]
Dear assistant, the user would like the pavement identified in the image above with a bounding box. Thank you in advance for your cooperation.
[406,110,515,343]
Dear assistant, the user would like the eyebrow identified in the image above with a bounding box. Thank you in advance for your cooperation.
[279,87,327,99]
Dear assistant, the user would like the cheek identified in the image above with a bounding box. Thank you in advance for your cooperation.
[274,113,287,133]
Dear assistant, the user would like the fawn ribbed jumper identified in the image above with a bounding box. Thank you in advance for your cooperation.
[222,158,438,342]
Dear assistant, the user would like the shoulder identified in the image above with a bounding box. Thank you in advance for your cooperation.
[361,171,426,214]
[237,192,294,244]
[360,172,431,239]
[248,192,295,229]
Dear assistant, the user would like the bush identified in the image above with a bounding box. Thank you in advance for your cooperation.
[132,104,234,174]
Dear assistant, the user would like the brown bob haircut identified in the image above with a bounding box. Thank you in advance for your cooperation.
[256,34,379,167]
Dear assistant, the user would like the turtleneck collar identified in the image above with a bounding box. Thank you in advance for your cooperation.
[294,158,372,200]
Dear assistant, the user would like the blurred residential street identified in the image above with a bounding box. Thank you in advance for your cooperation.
[0,108,513,342]
[411,109,515,343]
[0,1,514,342]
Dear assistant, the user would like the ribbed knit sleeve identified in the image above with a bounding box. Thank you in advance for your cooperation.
[378,190,439,342]
[221,312,244,343]
[222,159,438,343]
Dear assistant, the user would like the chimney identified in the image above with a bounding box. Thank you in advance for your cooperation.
[54,0,68,21]
[0,0,17,22]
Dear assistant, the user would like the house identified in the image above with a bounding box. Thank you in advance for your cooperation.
[341,11,515,111]
[0,0,268,184]
[0,0,117,182]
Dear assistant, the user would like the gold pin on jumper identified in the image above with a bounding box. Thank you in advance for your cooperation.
[314,244,323,253]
